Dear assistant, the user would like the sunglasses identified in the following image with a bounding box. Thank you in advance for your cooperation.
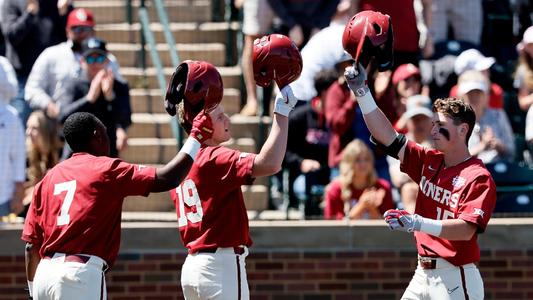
[85,55,107,64]
[71,26,93,34]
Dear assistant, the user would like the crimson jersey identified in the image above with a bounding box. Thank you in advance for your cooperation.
[170,146,256,254]
[401,141,496,266]
[21,153,156,267]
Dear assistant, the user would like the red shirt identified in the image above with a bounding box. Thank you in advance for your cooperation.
[449,82,504,109]
[401,141,496,265]
[21,153,156,267]
[171,146,256,254]
[324,178,395,220]
[360,0,419,52]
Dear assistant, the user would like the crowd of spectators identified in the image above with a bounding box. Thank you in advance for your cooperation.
[0,5,130,219]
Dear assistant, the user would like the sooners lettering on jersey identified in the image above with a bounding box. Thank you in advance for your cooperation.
[400,141,496,266]
[21,153,156,267]
[171,146,256,254]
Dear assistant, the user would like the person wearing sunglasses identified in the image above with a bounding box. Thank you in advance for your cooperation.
[56,37,132,159]
[25,8,125,120]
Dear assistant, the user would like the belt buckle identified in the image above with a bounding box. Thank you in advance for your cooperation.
[419,257,436,269]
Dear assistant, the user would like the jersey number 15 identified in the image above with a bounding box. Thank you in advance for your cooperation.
[176,179,204,227]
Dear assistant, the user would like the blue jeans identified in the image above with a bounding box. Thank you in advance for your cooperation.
[0,201,10,216]
[9,74,31,127]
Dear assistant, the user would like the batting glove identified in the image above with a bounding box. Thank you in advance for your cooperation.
[383,209,422,233]
[189,112,214,145]
[273,85,298,117]
[344,63,370,98]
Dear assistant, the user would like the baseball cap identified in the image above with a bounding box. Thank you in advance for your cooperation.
[517,26,533,52]
[392,64,420,85]
[67,8,95,29]
[81,38,107,57]
[454,49,495,75]
[457,70,489,95]
[397,95,433,129]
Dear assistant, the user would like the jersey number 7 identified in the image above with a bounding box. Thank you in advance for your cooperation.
[176,179,204,227]
[54,180,77,226]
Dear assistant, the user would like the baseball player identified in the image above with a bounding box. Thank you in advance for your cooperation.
[342,11,497,300]
[164,35,302,300]
[21,111,213,300]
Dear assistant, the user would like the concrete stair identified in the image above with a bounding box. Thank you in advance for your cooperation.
[109,42,226,68]
[77,0,213,24]
[121,66,242,89]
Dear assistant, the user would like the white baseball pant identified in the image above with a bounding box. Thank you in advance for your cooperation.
[181,246,250,300]
[33,253,108,300]
[402,257,484,300]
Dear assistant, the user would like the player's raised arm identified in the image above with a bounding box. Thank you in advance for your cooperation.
[342,10,407,162]
[151,61,218,192]
[249,34,302,177]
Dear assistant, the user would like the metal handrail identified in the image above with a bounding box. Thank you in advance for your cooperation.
[138,1,183,149]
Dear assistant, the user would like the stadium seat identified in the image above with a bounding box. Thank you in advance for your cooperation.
[494,186,533,213]
[485,160,533,186]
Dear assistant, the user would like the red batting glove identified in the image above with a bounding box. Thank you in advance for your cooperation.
[189,112,213,145]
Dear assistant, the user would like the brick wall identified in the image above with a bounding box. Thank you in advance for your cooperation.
[1,220,532,299]
[1,249,532,299]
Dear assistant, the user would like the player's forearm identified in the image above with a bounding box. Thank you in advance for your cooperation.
[25,243,39,281]
[153,153,194,192]
[439,219,477,241]
[252,114,288,177]
[361,106,398,147]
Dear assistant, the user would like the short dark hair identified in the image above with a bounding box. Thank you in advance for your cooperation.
[63,112,102,152]
[433,97,476,144]
[314,69,339,95]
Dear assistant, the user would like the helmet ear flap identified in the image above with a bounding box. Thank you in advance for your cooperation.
[164,63,189,116]
[376,24,394,71]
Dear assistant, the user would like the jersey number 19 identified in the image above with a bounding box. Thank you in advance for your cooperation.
[176,179,203,227]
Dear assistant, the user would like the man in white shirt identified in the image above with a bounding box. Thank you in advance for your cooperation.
[0,56,25,216]
[25,8,123,119]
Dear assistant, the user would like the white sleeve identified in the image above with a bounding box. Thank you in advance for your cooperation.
[10,111,26,182]
[0,56,18,102]
[526,106,533,142]
[25,50,54,110]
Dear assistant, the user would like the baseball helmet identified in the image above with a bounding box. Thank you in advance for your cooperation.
[342,10,394,71]
[164,60,223,123]
[253,34,303,88]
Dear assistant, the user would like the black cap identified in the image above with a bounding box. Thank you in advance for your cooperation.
[81,37,107,57]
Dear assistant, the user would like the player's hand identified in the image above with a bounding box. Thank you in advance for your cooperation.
[383,209,422,233]
[300,159,321,173]
[189,111,213,145]
[273,85,298,117]
[344,63,370,98]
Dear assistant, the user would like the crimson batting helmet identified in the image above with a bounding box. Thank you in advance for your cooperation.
[164,60,223,123]
[342,10,394,71]
[253,34,303,88]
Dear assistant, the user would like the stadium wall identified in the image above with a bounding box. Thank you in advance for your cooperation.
[0,219,531,299]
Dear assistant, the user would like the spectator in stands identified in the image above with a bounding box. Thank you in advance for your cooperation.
[324,139,394,220]
[25,8,124,119]
[356,0,433,65]
[515,26,533,112]
[459,70,515,163]
[23,110,60,212]
[388,95,433,213]
[1,0,72,125]
[239,0,275,116]
[289,0,354,103]
[56,37,131,158]
[428,0,483,46]
[391,63,424,131]
[0,55,24,216]
[283,69,337,213]
[267,0,339,49]
[325,61,391,183]
[450,48,504,109]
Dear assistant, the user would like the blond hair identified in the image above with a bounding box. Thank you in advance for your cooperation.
[338,139,377,202]
[26,111,61,185]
